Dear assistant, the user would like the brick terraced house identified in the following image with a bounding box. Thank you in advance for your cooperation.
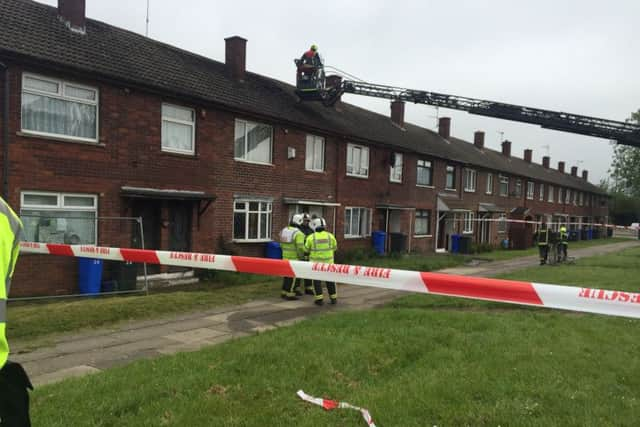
[0,0,609,296]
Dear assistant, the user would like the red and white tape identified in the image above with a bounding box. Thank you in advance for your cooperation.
[297,390,376,426]
[19,242,640,319]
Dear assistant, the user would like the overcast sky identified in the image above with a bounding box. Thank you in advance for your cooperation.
[40,0,640,184]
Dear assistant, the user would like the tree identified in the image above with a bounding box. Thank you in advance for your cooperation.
[609,110,640,197]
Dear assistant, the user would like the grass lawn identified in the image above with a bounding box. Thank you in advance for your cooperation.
[29,247,640,426]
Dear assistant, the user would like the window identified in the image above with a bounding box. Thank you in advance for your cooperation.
[415,210,431,236]
[499,175,509,197]
[233,200,272,241]
[162,103,195,154]
[390,153,403,183]
[21,192,97,244]
[497,213,507,233]
[514,179,522,198]
[416,159,433,186]
[21,74,98,142]
[234,119,273,164]
[548,185,554,203]
[445,165,456,190]
[539,183,545,201]
[463,168,477,192]
[305,134,325,172]
[526,181,535,200]
[344,207,371,238]
[486,173,494,194]
[565,188,571,205]
[558,188,563,204]
[579,192,584,206]
[463,211,474,234]
[346,144,369,177]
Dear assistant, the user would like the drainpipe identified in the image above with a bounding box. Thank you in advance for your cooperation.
[0,61,8,199]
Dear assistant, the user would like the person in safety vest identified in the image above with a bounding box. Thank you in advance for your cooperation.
[280,214,306,300]
[304,217,338,305]
[0,196,33,426]
[558,226,568,262]
[298,213,315,295]
[297,44,323,79]
[537,221,550,265]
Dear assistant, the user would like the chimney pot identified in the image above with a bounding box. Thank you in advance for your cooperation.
[473,131,485,149]
[558,161,565,173]
[58,0,86,31]
[225,36,247,81]
[571,166,578,176]
[390,100,405,128]
[543,156,550,168]
[582,170,588,180]
[524,149,532,163]
[501,140,511,157]
[438,117,451,139]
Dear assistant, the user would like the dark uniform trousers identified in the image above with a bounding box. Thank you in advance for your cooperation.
[0,361,33,427]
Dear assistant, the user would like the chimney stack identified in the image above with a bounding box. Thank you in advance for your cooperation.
[582,170,588,180]
[438,117,451,139]
[543,156,550,169]
[571,166,578,177]
[390,100,405,128]
[557,161,565,173]
[473,131,485,149]
[501,140,511,158]
[524,149,532,163]
[58,0,86,32]
[225,36,247,81]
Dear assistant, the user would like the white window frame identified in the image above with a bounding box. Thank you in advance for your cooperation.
[445,165,456,190]
[499,174,509,197]
[414,209,432,236]
[305,134,325,172]
[233,199,273,242]
[161,103,195,155]
[416,159,433,187]
[21,73,99,143]
[344,207,372,238]
[346,143,370,178]
[558,188,563,204]
[514,179,522,198]
[20,191,98,244]
[539,183,545,201]
[234,119,273,165]
[463,168,477,192]
[486,173,493,195]
[548,185,554,203]
[390,152,403,183]
[526,181,535,200]
[497,213,507,234]
[565,188,571,205]
[462,211,474,234]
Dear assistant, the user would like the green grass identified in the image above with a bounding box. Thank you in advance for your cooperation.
[29,247,640,426]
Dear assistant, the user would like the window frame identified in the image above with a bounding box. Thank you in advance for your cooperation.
[462,211,474,234]
[539,183,545,201]
[499,174,509,197]
[414,209,432,236]
[526,181,535,200]
[305,134,325,172]
[514,179,522,198]
[389,152,403,183]
[161,103,196,155]
[344,207,372,238]
[445,165,456,190]
[548,185,554,203]
[232,199,273,242]
[233,119,273,165]
[486,173,494,195]
[346,143,370,178]
[416,159,433,187]
[497,213,507,234]
[463,168,477,192]
[21,73,100,143]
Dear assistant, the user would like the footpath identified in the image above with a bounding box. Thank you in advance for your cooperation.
[12,240,640,387]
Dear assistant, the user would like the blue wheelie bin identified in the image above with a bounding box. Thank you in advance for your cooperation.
[78,258,103,295]
[265,241,282,259]
[372,231,386,255]
[451,234,461,253]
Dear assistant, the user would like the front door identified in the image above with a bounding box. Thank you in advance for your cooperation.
[131,200,161,274]
[168,201,192,272]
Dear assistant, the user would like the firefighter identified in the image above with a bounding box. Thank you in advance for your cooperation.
[537,221,550,265]
[558,226,569,262]
[280,214,306,300]
[298,213,315,295]
[0,196,33,426]
[300,44,322,69]
[304,217,338,305]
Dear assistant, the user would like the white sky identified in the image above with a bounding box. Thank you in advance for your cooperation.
[39,0,640,183]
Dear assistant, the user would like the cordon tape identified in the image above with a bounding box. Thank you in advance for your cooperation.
[19,242,640,319]
[297,390,376,426]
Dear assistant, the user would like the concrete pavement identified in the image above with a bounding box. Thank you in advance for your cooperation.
[11,240,639,387]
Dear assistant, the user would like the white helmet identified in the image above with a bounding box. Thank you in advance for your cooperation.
[302,213,311,222]
[310,217,326,231]
[291,214,304,226]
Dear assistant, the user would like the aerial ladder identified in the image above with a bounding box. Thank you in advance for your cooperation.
[294,60,640,147]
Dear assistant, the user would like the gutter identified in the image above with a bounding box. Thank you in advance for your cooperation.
[0,60,8,199]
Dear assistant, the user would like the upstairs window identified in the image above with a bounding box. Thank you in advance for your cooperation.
[514,179,522,198]
[565,188,571,204]
[558,188,564,204]
[499,175,509,197]
[162,103,195,154]
[486,173,494,195]
[548,185,554,203]
[463,168,477,192]
[417,159,433,186]
[526,181,535,200]
[234,119,273,164]
[305,134,325,172]
[539,183,545,201]
[346,143,369,178]
[390,153,403,183]
[21,74,98,142]
[445,165,456,190]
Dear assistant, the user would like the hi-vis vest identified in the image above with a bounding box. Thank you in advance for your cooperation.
[280,226,304,260]
[537,228,549,246]
[0,197,22,369]
[560,230,568,244]
[304,230,337,264]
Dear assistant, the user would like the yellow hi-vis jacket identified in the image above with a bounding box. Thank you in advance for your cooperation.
[280,226,305,260]
[537,228,549,246]
[0,197,22,369]
[304,230,337,264]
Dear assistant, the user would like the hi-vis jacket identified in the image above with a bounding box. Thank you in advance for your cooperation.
[0,197,22,369]
[304,230,337,264]
[280,226,305,260]
[537,228,549,246]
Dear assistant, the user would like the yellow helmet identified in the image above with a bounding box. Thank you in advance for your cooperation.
[310,44,318,52]
[560,226,567,232]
